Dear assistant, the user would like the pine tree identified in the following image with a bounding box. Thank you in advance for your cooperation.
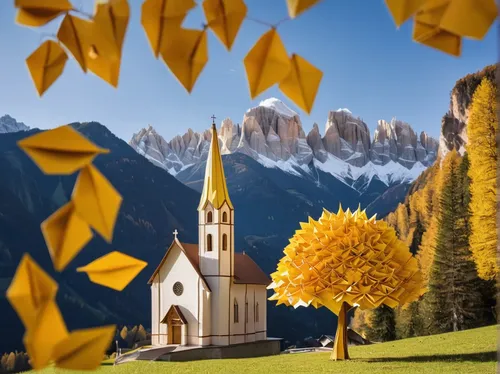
[367,305,396,342]
[467,77,498,280]
[427,151,486,333]
[395,301,424,339]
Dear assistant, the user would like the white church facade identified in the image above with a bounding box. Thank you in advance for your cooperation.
[148,119,270,347]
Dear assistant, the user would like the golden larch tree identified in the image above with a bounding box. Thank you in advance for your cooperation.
[467,78,498,280]
[267,207,426,360]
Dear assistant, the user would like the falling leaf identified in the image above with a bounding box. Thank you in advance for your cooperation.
[202,0,247,50]
[243,28,291,99]
[81,1,128,87]
[436,0,498,40]
[17,125,109,175]
[15,0,73,27]
[57,14,92,72]
[57,4,128,87]
[72,164,122,243]
[23,300,68,370]
[26,40,68,96]
[93,0,130,51]
[160,28,208,93]
[413,6,462,57]
[385,0,427,27]
[279,53,322,114]
[141,0,197,57]
[52,325,116,370]
[76,251,148,291]
[6,254,58,330]
[41,201,93,272]
[286,0,322,19]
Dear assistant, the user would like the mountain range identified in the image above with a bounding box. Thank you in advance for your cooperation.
[129,98,438,198]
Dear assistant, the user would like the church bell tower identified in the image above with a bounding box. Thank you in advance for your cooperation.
[198,115,234,345]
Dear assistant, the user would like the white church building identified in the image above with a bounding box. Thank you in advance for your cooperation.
[148,119,270,347]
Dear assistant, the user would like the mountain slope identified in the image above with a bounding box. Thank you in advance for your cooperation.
[0,123,200,354]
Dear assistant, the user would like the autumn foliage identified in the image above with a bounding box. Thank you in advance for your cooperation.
[13,0,324,114]
[268,206,425,359]
[467,78,498,280]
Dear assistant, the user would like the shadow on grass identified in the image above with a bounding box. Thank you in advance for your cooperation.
[362,351,497,363]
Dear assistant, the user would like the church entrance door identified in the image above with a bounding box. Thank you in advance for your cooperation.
[161,305,187,345]
[172,325,181,344]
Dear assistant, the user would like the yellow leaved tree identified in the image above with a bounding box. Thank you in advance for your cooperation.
[467,77,498,280]
[268,206,425,360]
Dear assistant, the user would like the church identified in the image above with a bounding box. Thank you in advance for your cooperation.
[148,118,270,347]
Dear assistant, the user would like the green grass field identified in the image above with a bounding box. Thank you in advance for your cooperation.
[34,325,497,374]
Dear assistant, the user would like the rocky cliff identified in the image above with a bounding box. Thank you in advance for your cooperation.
[439,64,496,158]
[0,115,29,134]
[130,98,438,185]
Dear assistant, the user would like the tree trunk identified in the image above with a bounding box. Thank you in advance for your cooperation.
[330,302,349,360]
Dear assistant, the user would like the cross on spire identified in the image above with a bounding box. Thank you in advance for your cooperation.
[173,229,178,240]
[211,114,216,124]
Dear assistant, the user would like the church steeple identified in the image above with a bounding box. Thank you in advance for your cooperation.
[198,115,233,211]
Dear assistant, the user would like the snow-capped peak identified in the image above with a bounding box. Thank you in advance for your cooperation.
[0,115,30,134]
[257,98,298,118]
[336,108,352,114]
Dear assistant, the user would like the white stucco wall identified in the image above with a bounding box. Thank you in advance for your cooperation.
[158,244,201,345]
[229,284,268,344]
[151,279,159,345]
[199,202,234,278]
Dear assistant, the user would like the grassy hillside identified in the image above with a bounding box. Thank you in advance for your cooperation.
[33,325,497,374]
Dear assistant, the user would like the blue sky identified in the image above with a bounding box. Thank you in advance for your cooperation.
[0,0,496,142]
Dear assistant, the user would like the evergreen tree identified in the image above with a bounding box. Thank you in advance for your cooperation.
[367,305,396,342]
[395,301,424,339]
[427,151,485,333]
[467,78,498,280]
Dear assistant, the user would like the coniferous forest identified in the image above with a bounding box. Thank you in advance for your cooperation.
[352,72,498,342]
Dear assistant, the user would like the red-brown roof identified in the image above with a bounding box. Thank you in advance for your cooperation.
[148,241,270,287]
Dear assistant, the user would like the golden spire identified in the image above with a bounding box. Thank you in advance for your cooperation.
[198,115,233,211]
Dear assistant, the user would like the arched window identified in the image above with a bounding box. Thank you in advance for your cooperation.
[207,234,212,252]
[207,211,213,223]
[245,299,249,323]
[234,299,239,323]
[222,234,227,251]
[222,211,228,223]
[255,302,259,322]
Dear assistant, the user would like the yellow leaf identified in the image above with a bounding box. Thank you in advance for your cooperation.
[57,14,92,72]
[413,10,462,57]
[26,40,68,97]
[243,29,291,99]
[23,300,68,370]
[384,0,427,27]
[83,2,127,87]
[160,28,208,93]
[93,0,130,51]
[41,201,93,272]
[15,0,73,27]
[438,0,498,40]
[72,164,122,243]
[17,125,109,175]
[202,0,247,50]
[76,251,148,291]
[279,53,322,114]
[141,0,197,57]
[52,325,116,370]
[286,0,322,19]
[6,254,58,331]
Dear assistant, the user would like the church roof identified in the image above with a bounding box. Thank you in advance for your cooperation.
[197,122,233,211]
[148,240,270,287]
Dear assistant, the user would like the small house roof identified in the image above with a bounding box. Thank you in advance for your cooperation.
[148,240,270,287]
